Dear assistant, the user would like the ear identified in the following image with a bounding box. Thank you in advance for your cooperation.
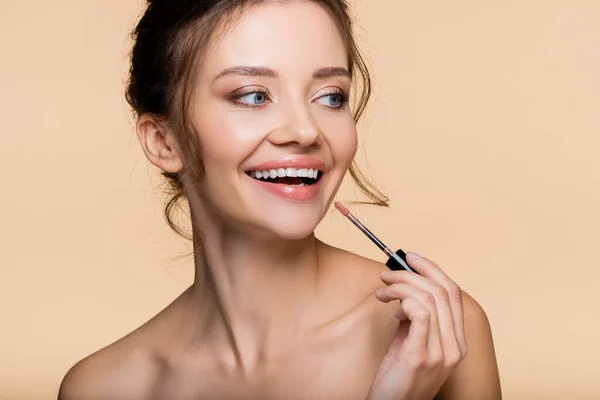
[136,115,184,174]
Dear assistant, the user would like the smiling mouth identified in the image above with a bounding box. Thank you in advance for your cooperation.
[246,168,322,186]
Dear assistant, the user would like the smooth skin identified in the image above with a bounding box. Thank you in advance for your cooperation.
[59,1,501,399]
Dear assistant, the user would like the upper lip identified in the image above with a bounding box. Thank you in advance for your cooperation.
[246,156,327,172]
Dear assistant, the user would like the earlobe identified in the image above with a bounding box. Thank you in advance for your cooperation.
[136,115,184,174]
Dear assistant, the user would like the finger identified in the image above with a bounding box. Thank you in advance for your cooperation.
[397,298,430,354]
[376,283,442,356]
[381,268,461,362]
[405,253,467,356]
[394,304,407,321]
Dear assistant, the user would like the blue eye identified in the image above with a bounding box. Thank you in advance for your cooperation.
[316,93,347,109]
[236,92,268,106]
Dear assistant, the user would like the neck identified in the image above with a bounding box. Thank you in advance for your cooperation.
[187,203,324,373]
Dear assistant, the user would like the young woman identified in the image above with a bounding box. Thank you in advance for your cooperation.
[59,1,501,399]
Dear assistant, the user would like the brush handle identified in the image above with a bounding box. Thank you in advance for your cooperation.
[385,249,419,274]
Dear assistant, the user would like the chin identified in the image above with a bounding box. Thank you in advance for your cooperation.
[269,224,317,241]
[259,208,324,241]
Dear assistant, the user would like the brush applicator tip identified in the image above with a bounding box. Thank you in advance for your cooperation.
[334,201,350,216]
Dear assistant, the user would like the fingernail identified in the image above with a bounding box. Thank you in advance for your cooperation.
[407,252,422,260]
[376,288,385,296]
[380,270,393,279]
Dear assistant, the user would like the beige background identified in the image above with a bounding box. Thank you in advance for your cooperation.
[1,0,599,398]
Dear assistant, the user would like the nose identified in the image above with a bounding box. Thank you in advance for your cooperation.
[267,103,321,148]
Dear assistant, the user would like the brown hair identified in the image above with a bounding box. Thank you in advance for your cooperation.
[125,0,388,240]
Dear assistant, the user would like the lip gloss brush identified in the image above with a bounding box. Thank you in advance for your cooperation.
[333,201,416,273]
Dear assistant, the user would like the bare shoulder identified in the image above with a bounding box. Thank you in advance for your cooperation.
[318,241,389,298]
[461,290,492,328]
[324,243,495,332]
[319,243,501,397]
[58,333,163,400]
[317,241,398,325]
[439,291,502,399]
[57,288,197,400]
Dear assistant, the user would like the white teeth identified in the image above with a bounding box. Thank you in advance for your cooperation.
[286,168,298,177]
[248,167,321,180]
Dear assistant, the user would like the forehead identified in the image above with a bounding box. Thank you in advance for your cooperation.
[205,1,348,76]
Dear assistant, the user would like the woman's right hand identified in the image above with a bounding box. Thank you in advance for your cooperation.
[366,253,468,400]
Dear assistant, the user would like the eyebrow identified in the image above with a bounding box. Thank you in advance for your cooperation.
[213,66,277,82]
[313,67,351,80]
[212,66,352,83]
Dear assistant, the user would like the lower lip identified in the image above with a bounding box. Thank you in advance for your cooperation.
[248,176,322,201]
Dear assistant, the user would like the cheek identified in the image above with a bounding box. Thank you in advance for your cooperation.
[194,109,279,171]
[323,117,358,169]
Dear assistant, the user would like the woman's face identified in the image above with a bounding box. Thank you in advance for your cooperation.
[191,1,357,239]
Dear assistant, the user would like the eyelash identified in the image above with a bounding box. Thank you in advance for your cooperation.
[229,88,350,110]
